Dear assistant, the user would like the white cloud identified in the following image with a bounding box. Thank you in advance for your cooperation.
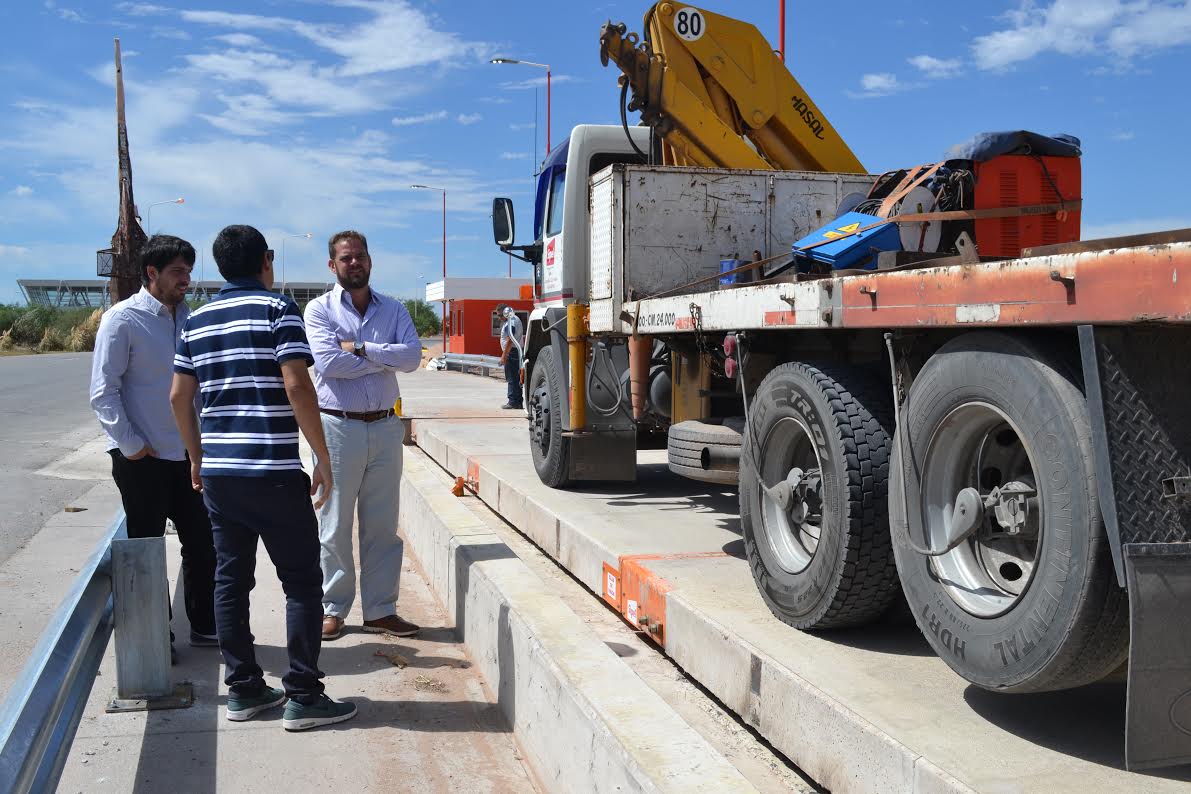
[1110,130,1136,141]
[9,186,33,197]
[972,0,1191,70]
[907,54,963,78]
[500,74,576,90]
[116,2,169,14]
[508,122,535,131]
[478,96,511,105]
[0,245,32,258]
[177,2,493,77]
[500,152,529,160]
[153,27,192,41]
[391,110,448,127]
[213,33,265,48]
[848,73,907,98]
[184,50,379,114]
[456,112,482,125]
[200,93,300,137]
[44,1,83,23]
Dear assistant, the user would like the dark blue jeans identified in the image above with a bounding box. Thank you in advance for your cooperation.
[504,349,522,407]
[202,473,325,703]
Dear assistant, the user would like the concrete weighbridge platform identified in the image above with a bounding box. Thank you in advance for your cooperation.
[396,370,1191,793]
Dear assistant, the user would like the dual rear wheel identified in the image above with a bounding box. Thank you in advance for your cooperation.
[740,334,1128,691]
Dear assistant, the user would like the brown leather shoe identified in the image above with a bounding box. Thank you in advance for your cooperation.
[321,615,343,641]
[362,614,419,637]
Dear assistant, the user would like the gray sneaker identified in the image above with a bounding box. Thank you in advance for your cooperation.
[226,686,287,722]
[282,694,358,732]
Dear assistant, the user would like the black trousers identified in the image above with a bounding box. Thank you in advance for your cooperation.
[201,473,325,703]
[504,349,522,407]
[108,450,217,637]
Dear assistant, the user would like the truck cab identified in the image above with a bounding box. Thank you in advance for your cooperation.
[496,124,648,314]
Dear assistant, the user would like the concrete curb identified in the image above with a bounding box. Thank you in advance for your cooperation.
[399,449,758,794]
[414,420,987,794]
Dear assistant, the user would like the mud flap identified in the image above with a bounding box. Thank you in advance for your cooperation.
[1124,542,1191,771]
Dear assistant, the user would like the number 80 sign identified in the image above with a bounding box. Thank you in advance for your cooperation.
[674,7,706,42]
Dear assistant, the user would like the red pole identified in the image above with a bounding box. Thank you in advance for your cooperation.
[546,68,552,154]
[779,0,786,62]
[442,190,447,354]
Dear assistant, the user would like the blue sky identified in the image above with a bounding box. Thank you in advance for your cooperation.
[2,0,1190,304]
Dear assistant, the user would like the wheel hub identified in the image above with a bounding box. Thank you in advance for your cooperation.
[758,417,825,575]
[921,403,1043,617]
[528,382,551,454]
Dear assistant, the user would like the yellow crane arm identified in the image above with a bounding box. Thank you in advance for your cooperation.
[600,3,864,173]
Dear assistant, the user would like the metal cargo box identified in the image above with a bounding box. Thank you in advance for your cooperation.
[588,164,874,333]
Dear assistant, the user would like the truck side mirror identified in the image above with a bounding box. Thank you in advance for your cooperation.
[492,198,515,248]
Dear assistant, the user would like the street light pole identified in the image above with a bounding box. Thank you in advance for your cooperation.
[280,232,313,299]
[490,58,552,154]
[779,0,786,62]
[144,197,184,234]
[410,184,448,354]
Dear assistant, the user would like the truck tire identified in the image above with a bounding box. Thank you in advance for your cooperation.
[889,333,1129,692]
[668,420,741,486]
[527,354,570,488]
[740,362,899,629]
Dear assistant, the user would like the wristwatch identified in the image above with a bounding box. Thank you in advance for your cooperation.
[353,340,365,357]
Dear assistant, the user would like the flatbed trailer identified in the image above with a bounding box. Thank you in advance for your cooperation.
[583,222,1191,772]
[495,147,1191,769]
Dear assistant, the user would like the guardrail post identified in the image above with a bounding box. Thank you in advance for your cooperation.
[105,537,193,712]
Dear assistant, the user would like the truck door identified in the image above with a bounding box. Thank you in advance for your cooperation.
[541,165,567,304]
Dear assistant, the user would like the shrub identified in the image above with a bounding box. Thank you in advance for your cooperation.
[403,299,441,338]
[51,307,95,336]
[69,309,103,352]
[0,305,25,335]
[10,306,54,346]
[37,326,67,353]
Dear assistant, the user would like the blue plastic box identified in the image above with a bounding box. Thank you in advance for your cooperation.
[792,212,901,270]
[719,258,748,285]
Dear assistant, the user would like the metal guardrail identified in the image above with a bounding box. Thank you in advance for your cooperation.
[442,353,504,374]
[0,512,126,794]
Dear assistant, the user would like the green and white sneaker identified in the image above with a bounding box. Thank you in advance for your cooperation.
[282,694,358,732]
[226,686,287,722]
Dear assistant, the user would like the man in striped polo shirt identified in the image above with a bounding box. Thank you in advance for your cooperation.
[170,224,356,731]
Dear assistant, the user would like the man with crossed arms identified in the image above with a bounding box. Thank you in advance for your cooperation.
[304,230,422,641]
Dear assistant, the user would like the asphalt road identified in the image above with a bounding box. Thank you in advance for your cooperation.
[0,352,102,566]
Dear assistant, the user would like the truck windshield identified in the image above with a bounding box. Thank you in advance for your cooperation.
[545,168,566,237]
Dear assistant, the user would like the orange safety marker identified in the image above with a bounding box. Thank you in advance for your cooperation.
[602,551,729,646]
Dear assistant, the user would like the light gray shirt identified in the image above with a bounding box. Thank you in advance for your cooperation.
[500,313,524,353]
[90,287,192,460]
[304,285,422,413]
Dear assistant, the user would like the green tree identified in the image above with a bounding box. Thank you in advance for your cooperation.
[403,298,441,338]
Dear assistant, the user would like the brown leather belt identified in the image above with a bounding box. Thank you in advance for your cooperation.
[319,408,396,423]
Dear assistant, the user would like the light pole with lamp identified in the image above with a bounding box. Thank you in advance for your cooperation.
[490,58,551,154]
[280,232,313,299]
[410,184,448,355]
[144,197,184,234]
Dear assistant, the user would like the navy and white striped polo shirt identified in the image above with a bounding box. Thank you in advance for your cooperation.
[174,278,314,478]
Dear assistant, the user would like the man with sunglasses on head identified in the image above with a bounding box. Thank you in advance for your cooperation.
[303,230,421,643]
[170,224,356,731]
[90,234,217,662]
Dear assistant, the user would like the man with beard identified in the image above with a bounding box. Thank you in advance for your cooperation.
[304,230,422,641]
[91,234,217,661]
